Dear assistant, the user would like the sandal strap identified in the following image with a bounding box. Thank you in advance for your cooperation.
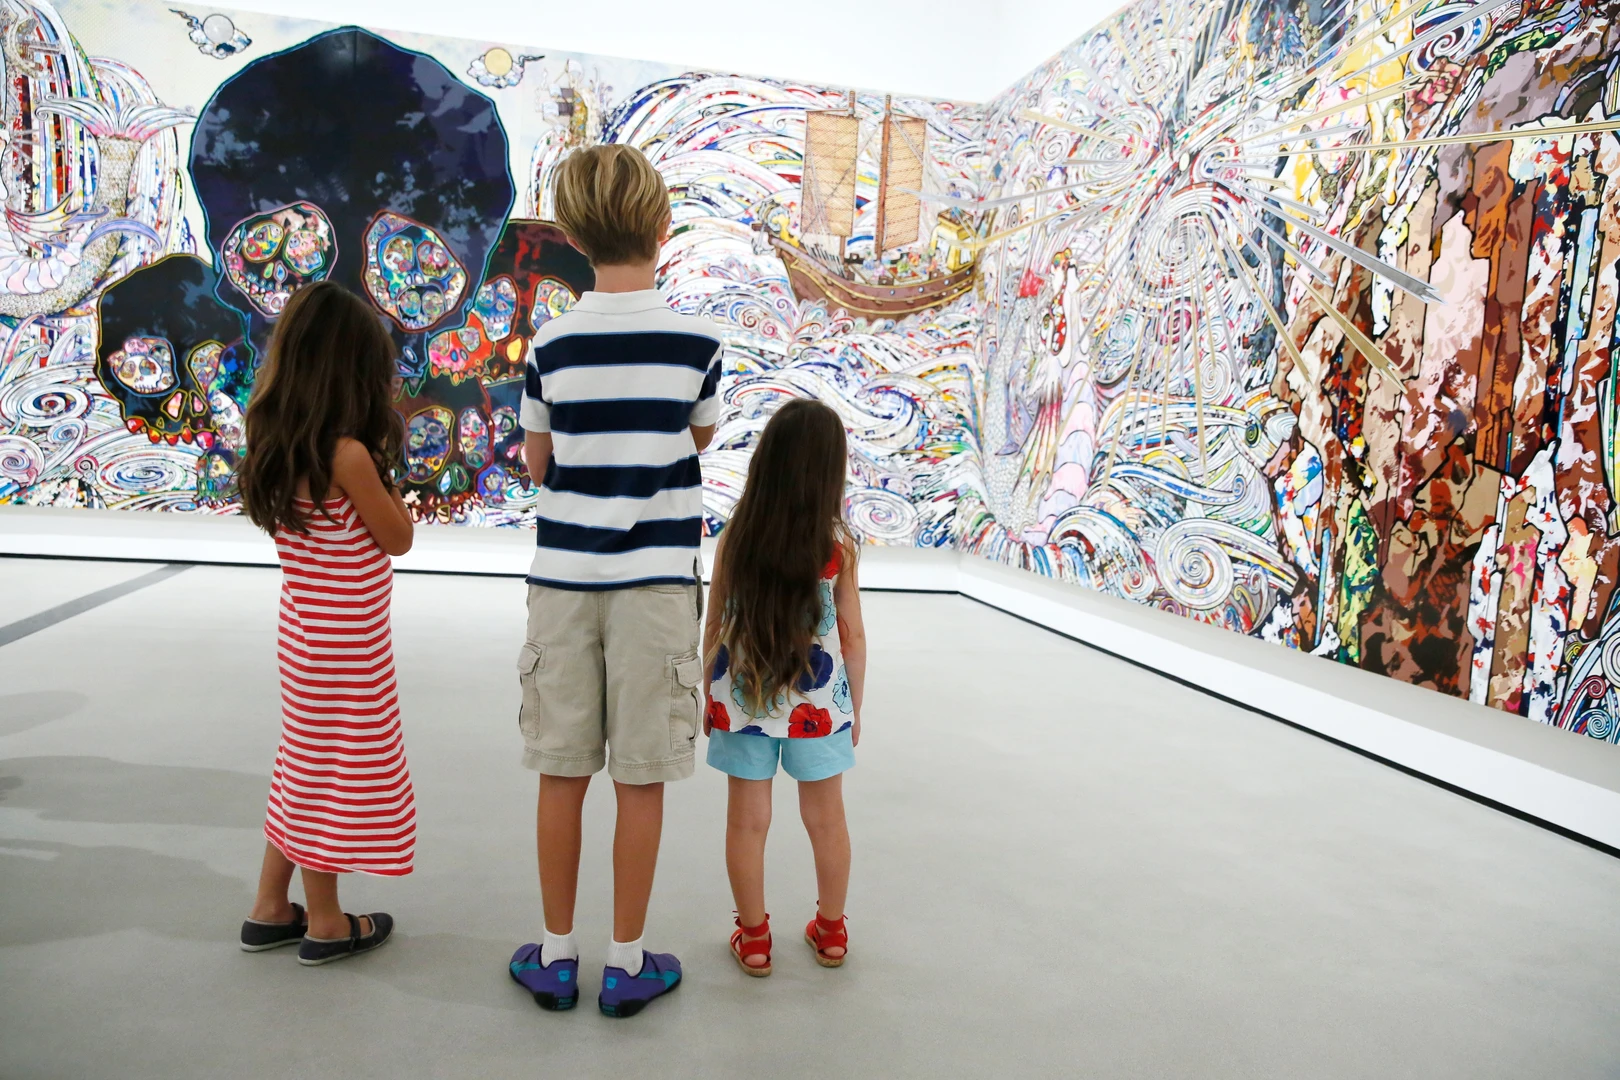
[811,913,848,948]
[731,927,773,958]
[734,912,771,936]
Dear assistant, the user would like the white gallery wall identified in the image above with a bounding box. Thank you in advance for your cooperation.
[224,0,1125,100]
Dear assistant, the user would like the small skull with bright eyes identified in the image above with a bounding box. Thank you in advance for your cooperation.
[363,211,469,333]
[221,201,338,316]
[96,254,253,455]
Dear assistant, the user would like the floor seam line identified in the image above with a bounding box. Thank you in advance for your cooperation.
[0,563,193,647]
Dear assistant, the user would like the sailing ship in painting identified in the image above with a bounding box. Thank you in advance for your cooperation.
[762,92,977,321]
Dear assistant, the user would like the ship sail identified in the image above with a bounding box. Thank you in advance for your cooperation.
[801,108,859,239]
[876,108,926,252]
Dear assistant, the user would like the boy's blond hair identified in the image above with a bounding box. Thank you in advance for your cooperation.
[551,144,670,266]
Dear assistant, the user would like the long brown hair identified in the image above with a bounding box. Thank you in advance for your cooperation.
[237,281,402,535]
[715,398,853,712]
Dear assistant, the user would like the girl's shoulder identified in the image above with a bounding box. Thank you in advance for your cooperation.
[823,536,859,580]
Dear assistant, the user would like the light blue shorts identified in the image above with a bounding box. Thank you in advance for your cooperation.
[705,727,855,782]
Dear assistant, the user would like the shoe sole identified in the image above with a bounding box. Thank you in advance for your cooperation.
[240,937,303,953]
[297,933,390,967]
[805,932,846,967]
[599,976,680,1018]
[508,967,578,1011]
[731,946,772,977]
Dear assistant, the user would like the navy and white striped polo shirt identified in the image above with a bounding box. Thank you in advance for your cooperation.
[520,289,723,590]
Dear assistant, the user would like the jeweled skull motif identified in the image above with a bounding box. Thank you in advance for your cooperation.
[409,220,593,511]
[96,255,254,498]
[363,211,467,332]
[221,201,336,316]
[186,28,523,516]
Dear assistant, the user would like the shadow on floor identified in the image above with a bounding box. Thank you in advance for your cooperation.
[0,755,265,828]
[0,840,251,947]
[0,692,89,738]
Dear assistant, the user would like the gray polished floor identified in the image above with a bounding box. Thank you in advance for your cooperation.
[1,556,1617,1079]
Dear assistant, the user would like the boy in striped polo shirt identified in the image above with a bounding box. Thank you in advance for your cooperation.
[508,144,722,1018]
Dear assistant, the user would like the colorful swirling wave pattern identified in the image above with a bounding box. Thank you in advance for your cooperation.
[966,0,1620,739]
[555,73,987,546]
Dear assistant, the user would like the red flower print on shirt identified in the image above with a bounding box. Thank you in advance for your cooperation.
[707,698,731,732]
[788,702,832,739]
[822,546,842,580]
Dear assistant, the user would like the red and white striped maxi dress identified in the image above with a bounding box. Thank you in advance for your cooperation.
[264,494,415,876]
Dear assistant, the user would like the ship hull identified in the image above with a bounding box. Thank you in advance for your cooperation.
[770,238,974,320]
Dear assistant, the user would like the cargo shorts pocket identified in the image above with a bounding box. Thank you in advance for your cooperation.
[669,652,702,752]
[517,643,546,741]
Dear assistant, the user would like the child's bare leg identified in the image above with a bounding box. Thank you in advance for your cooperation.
[798,774,850,957]
[611,780,664,942]
[249,841,299,923]
[300,867,371,939]
[726,776,773,966]
[537,774,591,934]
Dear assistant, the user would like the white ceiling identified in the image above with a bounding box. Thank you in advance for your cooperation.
[225,0,1125,102]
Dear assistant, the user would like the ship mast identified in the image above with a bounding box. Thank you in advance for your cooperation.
[875,94,892,258]
[842,89,856,263]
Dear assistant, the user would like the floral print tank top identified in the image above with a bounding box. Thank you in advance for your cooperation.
[707,547,852,739]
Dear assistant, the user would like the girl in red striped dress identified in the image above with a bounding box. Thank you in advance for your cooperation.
[235,282,417,966]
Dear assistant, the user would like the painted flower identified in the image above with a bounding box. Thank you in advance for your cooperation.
[822,546,842,579]
[832,665,851,713]
[706,698,730,732]
[712,643,729,682]
[733,682,787,718]
[816,580,836,635]
[797,644,834,692]
[788,702,832,739]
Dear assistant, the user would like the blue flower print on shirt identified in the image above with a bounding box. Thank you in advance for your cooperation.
[816,580,836,635]
[796,644,834,692]
[835,720,852,733]
[712,643,729,683]
[732,681,787,718]
[832,665,851,713]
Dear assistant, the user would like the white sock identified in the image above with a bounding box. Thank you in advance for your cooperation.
[606,936,644,975]
[540,927,578,967]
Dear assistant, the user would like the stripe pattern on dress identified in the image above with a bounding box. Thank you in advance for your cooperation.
[265,495,415,876]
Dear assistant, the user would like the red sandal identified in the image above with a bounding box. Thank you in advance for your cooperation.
[805,911,848,967]
[730,913,772,977]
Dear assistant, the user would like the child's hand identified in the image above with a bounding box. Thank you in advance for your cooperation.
[852,713,861,747]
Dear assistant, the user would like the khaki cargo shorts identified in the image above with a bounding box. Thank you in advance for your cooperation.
[516,579,703,784]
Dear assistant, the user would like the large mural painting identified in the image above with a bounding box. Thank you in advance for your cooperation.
[5,0,1620,744]
[970,0,1620,740]
[0,0,985,536]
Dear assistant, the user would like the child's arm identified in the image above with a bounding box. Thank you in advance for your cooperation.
[524,430,553,482]
[691,423,716,452]
[701,533,727,733]
[332,437,413,556]
[833,538,866,745]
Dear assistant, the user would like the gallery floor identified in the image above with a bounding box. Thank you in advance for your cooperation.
[1,556,1618,1079]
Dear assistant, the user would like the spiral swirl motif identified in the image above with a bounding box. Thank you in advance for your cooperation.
[1600,633,1620,684]
[0,370,92,427]
[1578,707,1615,742]
[1413,3,1494,69]
[846,488,917,544]
[94,440,198,499]
[0,435,45,487]
[1156,519,1236,609]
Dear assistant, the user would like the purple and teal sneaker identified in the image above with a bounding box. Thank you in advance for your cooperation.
[509,943,579,1011]
[598,951,681,1018]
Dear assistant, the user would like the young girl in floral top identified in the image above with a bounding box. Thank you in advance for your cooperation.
[703,398,867,975]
